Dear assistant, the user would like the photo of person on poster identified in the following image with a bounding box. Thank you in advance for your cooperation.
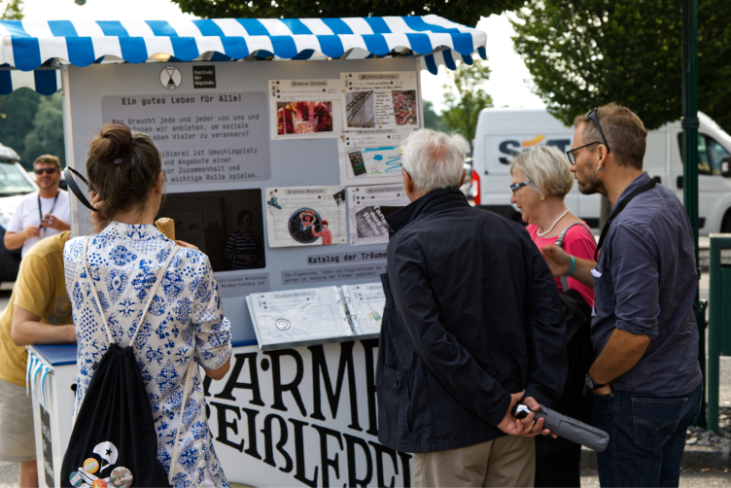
[311,219,332,245]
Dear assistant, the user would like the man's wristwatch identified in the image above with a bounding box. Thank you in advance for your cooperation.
[585,374,607,390]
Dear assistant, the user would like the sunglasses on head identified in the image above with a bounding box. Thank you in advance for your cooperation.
[565,108,611,165]
[34,168,58,175]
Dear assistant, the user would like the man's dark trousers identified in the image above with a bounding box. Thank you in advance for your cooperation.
[594,383,702,487]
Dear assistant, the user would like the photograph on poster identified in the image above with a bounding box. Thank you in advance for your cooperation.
[342,283,385,334]
[265,186,347,248]
[276,101,333,134]
[247,286,353,349]
[345,91,375,128]
[341,71,419,130]
[157,188,265,272]
[337,129,417,185]
[268,79,342,139]
[347,184,409,246]
[393,90,418,126]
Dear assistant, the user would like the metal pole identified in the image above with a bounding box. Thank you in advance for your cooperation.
[706,236,730,433]
[682,0,706,428]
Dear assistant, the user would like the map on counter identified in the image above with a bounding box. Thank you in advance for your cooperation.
[247,287,352,349]
[337,129,417,185]
[265,186,347,248]
[268,78,343,140]
[101,92,270,186]
[342,283,385,335]
[347,184,409,246]
[340,72,419,130]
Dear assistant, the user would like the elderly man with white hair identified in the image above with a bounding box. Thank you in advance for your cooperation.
[375,129,568,487]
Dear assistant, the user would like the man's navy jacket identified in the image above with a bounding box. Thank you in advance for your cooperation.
[377,188,568,453]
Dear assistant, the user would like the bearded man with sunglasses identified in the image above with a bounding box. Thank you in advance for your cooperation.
[542,104,702,487]
[4,154,70,257]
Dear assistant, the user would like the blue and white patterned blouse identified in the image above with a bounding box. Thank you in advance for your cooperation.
[64,222,232,488]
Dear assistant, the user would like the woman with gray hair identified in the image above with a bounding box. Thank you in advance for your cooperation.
[509,144,596,488]
[509,145,595,305]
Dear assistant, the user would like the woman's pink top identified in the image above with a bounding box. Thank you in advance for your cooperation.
[528,222,596,306]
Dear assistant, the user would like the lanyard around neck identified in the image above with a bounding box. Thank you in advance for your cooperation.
[38,192,60,231]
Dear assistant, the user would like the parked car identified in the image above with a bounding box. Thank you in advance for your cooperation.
[0,144,37,285]
[471,108,731,233]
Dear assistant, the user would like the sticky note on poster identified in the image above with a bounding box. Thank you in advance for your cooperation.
[340,71,419,130]
[337,129,416,185]
[268,79,343,140]
[265,186,347,248]
[347,185,409,246]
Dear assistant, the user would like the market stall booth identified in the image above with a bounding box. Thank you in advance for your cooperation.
[0,16,486,487]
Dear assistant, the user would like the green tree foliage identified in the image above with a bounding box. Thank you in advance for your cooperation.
[1,0,23,20]
[23,93,65,168]
[0,89,64,169]
[512,0,731,132]
[171,0,522,28]
[0,88,40,166]
[423,100,446,132]
[441,58,493,142]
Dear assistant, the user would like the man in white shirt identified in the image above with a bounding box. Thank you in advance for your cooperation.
[4,155,70,257]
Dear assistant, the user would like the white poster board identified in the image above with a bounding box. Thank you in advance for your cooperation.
[62,57,423,488]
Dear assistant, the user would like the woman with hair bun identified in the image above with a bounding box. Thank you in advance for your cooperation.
[63,123,232,487]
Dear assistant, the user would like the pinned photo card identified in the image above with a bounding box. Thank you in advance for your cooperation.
[265,186,347,248]
[340,72,419,130]
[269,79,343,140]
[337,128,417,185]
[347,185,409,246]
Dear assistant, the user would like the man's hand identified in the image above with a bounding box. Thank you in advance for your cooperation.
[89,191,107,234]
[592,384,613,396]
[25,225,40,238]
[540,245,571,277]
[517,396,556,438]
[41,214,70,231]
[175,240,199,250]
[497,391,525,435]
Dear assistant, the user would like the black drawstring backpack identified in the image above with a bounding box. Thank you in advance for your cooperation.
[61,238,193,488]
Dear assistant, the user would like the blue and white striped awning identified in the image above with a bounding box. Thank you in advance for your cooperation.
[0,15,486,94]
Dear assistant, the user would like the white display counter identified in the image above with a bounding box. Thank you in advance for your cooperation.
[29,339,412,488]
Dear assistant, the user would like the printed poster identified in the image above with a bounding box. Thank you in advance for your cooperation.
[346,184,409,246]
[247,287,352,349]
[265,186,347,248]
[340,71,419,130]
[342,283,386,335]
[268,79,342,140]
[337,128,417,185]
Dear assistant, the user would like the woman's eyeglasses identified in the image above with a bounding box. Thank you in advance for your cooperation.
[510,180,531,194]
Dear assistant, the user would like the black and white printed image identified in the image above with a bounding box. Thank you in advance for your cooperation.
[345,91,375,128]
[354,206,401,238]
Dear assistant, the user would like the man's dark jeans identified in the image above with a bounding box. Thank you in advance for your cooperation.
[593,383,702,487]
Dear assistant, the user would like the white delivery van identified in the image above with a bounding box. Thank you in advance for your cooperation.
[471,108,731,234]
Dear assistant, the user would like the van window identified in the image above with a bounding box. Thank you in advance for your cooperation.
[708,138,730,175]
[677,133,731,176]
